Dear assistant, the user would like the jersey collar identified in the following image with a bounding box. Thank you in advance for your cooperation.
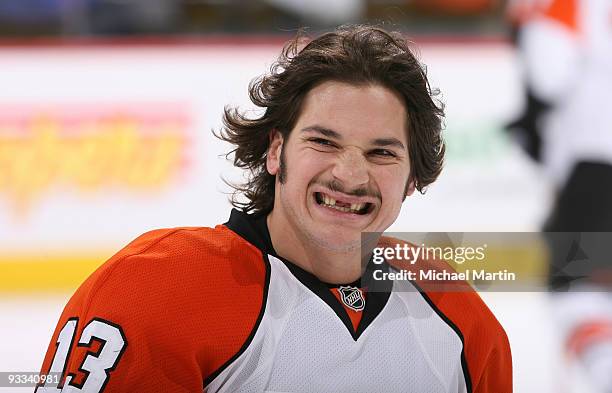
[224,208,393,340]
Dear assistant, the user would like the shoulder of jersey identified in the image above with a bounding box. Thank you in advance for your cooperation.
[44,225,271,390]
[380,235,512,391]
[75,224,267,305]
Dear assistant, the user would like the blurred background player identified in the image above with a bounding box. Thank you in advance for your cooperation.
[507,0,612,391]
[504,0,550,162]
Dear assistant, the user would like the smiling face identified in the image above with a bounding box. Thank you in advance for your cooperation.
[267,80,414,252]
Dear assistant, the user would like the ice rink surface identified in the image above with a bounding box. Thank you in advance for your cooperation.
[0,291,596,393]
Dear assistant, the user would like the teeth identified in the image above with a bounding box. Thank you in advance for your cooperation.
[322,194,336,206]
[318,193,368,214]
[351,203,365,211]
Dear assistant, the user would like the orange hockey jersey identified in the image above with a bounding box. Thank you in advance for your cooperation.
[37,209,512,392]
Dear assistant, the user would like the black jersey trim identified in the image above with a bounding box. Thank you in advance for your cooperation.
[409,281,473,393]
[203,213,272,387]
[222,209,393,341]
[224,209,275,255]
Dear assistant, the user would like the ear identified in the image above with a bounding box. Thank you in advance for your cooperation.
[403,178,416,200]
[266,130,283,175]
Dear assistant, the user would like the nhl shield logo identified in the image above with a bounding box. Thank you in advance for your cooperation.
[338,286,365,312]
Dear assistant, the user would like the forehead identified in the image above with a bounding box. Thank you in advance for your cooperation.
[294,80,409,144]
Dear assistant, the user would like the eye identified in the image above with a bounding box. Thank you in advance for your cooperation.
[369,149,397,158]
[308,137,337,148]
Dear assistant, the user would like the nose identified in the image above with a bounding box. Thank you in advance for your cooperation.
[331,146,369,187]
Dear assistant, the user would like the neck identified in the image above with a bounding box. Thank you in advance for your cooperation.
[266,210,365,284]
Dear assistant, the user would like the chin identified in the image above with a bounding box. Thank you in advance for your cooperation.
[306,231,363,253]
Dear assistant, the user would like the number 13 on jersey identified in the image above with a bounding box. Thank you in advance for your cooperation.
[36,318,127,393]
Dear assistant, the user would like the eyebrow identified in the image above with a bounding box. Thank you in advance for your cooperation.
[301,125,341,139]
[301,125,406,151]
[371,138,406,151]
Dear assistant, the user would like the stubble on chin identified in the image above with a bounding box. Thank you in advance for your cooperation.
[306,230,363,253]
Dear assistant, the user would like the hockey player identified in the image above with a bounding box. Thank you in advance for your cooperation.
[37,25,512,392]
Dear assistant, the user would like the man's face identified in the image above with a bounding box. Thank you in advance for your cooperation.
[267,80,414,252]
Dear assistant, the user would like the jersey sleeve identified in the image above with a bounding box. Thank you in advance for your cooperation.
[428,290,513,393]
[473,336,513,393]
[36,226,268,393]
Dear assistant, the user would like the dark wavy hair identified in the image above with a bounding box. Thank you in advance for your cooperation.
[217,24,445,215]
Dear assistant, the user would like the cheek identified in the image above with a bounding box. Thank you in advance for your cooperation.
[378,169,409,200]
[294,150,331,178]
[283,150,326,192]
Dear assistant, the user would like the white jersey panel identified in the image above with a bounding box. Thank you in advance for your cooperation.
[206,256,467,393]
